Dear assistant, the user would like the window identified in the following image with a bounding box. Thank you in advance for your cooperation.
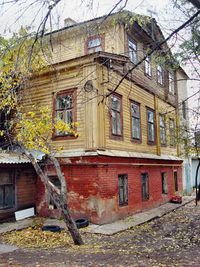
[161,172,168,194]
[141,173,149,200]
[87,36,103,54]
[174,171,178,192]
[144,55,151,76]
[48,176,61,210]
[159,114,166,145]
[157,65,164,85]
[131,101,141,140]
[169,118,176,146]
[118,174,128,206]
[128,37,137,64]
[168,71,175,94]
[111,94,122,136]
[182,101,187,119]
[147,108,155,144]
[0,171,15,210]
[55,90,75,136]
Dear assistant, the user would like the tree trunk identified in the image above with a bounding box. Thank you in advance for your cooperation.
[23,150,84,245]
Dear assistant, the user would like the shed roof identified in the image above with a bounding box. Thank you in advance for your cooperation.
[0,152,30,164]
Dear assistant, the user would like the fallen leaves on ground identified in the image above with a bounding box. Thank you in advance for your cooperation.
[1,228,71,249]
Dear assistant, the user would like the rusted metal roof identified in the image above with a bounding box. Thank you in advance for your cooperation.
[0,152,30,164]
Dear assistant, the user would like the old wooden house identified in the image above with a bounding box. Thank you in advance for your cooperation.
[22,11,186,224]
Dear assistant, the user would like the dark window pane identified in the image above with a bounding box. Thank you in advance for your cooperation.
[174,171,178,192]
[118,174,128,206]
[141,173,149,200]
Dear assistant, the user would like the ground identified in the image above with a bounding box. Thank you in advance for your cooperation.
[1,201,200,267]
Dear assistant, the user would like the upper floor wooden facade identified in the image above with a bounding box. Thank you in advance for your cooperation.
[22,11,186,158]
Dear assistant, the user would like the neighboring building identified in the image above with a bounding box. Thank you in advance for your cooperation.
[177,69,192,194]
[22,11,185,224]
[0,152,36,221]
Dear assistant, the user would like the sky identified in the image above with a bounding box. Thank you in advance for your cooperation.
[0,0,199,110]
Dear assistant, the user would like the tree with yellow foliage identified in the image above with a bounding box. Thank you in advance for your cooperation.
[0,28,83,245]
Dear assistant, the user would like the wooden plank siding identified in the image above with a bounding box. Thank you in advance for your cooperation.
[21,13,180,157]
[101,67,177,155]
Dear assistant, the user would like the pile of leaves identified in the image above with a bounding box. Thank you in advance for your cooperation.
[1,227,72,249]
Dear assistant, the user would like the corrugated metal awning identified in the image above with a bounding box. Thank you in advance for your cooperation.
[0,152,30,164]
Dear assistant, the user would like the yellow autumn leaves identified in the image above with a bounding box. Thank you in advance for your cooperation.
[15,106,79,154]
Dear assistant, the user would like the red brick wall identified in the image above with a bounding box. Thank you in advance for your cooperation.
[36,156,183,224]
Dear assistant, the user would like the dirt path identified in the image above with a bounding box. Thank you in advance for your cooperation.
[1,202,200,267]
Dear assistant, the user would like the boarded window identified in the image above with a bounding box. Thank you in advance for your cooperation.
[157,65,164,85]
[87,36,102,53]
[128,37,137,64]
[131,101,141,140]
[144,55,151,76]
[147,109,155,143]
[159,114,166,145]
[141,173,149,200]
[118,174,128,206]
[111,94,122,136]
[55,90,75,136]
[0,171,15,210]
[174,171,178,192]
[161,172,168,194]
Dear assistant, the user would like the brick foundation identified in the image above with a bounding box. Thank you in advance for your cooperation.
[36,156,183,224]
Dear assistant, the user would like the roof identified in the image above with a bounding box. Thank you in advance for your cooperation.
[0,152,30,164]
[55,149,182,161]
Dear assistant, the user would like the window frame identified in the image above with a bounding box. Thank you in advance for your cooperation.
[144,55,152,77]
[141,173,149,201]
[161,172,168,194]
[52,88,77,140]
[169,118,176,147]
[128,36,137,64]
[157,65,164,85]
[159,114,166,146]
[0,171,15,210]
[147,108,156,145]
[174,171,178,192]
[118,174,128,206]
[110,93,123,139]
[130,100,141,142]
[168,71,175,95]
[85,34,104,54]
